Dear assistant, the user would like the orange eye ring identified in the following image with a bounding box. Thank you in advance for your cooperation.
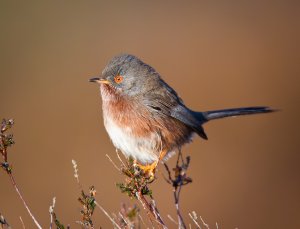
[114,75,123,84]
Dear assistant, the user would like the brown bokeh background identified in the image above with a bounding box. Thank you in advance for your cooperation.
[0,1,299,228]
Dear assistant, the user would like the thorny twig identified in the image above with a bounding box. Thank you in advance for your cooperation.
[0,119,42,229]
[163,150,192,229]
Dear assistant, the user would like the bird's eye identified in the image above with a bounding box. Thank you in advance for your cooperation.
[114,75,123,84]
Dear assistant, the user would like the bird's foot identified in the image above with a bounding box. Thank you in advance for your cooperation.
[134,161,158,182]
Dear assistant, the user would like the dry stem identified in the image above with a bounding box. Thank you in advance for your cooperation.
[163,150,192,229]
[7,172,42,229]
[19,216,26,229]
[0,119,42,229]
[107,152,167,228]
[94,201,122,229]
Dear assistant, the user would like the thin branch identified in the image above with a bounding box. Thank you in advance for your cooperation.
[188,212,201,229]
[167,215,178,225]
[138,213,148,229]
[118,212,131,228]
[136,191,166,228]
[150,199,165,228]
[1,119,42,229]
[106,154,121,172]
[49,197,56,229]
[8,173,42,229]
[163,163,172,182]
[116,150,126,168]
[19,216,26,229]
[95,201,122,229]
[135,192,155,227]
[189,211,211,229]
[174,185,186,229]
[163,150,192,229]
[199,215,209,229]
[112,150,166,228]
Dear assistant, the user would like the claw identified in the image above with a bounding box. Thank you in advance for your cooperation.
[136,161,158,181]
[133,149,168,182]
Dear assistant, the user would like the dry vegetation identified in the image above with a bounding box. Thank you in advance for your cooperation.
[0,118,217,229]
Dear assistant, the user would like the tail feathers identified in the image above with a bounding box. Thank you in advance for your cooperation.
[202,106,274,122]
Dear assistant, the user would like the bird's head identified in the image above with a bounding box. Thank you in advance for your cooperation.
[90,54,160,97]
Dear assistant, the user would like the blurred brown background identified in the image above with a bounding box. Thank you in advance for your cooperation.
[0,1,299,228]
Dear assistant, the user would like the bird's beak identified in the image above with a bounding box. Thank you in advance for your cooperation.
[89,77,110,84]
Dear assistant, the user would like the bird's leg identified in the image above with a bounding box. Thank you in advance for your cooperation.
[158,149,168,161]
[137,161,158,180]
[136,149,168,181]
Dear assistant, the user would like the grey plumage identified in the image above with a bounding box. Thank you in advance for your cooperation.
[102,54,274,140]
[91,54,274,163]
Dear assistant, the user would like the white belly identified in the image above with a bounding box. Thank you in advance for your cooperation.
[103,116,160,164]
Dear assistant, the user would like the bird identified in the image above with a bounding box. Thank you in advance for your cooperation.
[90,54,273,177]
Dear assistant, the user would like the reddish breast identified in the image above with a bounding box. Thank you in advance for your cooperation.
[101,84,155,138]
[100,84,193,156]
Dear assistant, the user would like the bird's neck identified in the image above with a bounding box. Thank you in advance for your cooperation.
[100,84,121,102]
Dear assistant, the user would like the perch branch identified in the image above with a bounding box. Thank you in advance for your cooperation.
[163,150,192,229]
[0,119,42,229]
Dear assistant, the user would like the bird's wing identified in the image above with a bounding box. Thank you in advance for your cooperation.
[142,81,208,139]
[169,104,208,139]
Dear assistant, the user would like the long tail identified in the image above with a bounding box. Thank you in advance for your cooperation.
[201,106,274,123]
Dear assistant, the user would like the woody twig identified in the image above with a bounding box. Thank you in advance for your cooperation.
[163,150,192,229]
[0,119,42,229]
[108,153,167,228]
